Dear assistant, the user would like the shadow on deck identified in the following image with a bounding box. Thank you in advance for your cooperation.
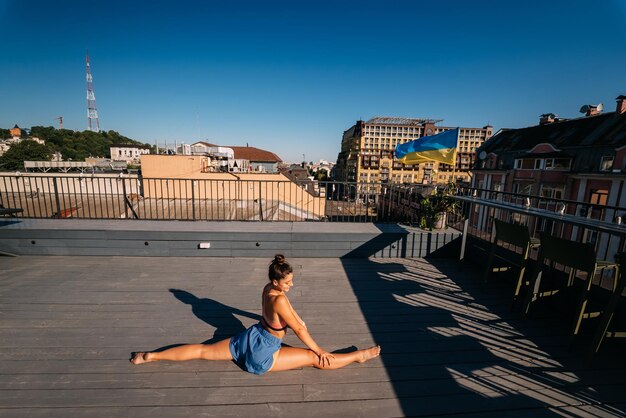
[339,225,626,417]
[0,248,624,416]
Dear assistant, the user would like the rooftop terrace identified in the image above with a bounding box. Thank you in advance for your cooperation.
[1,255,625,417]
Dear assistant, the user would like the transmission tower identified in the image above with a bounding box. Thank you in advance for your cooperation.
[86,51,100,132]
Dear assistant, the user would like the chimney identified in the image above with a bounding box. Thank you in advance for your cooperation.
[616,95,626,114]
[580,103,603,116]
[539,113,557,125]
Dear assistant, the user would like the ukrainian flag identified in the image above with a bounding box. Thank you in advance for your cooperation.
[395,128,459,165]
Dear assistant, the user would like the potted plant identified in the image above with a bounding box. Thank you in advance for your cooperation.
[418,183,459,230]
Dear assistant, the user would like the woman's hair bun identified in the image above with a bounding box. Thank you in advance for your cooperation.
[268,254,292,281]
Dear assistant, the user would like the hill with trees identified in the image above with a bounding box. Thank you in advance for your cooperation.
[0,126,153,170]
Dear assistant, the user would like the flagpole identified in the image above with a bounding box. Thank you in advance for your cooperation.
[451,128,459,185]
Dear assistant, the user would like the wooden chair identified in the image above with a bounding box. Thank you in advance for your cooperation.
[591,252,625,353]
[524,233,619,344]
[483,219,541,305]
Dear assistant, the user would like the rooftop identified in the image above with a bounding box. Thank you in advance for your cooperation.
[366,117,443,126]
[481,111,626,154]
[1,253,625,416]
[226,146,282,163]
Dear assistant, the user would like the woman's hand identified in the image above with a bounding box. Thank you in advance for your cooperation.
[316,350,335,367]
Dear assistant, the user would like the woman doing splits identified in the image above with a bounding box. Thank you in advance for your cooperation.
[130,254,381,374]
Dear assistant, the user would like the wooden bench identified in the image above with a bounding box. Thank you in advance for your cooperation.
[0,207,23,217]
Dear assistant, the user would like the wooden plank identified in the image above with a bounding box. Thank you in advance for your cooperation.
[2,255,626,416]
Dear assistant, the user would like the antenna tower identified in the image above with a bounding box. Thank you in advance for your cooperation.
[86,51,100,132]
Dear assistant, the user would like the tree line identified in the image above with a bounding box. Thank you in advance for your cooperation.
[0,126,151,170]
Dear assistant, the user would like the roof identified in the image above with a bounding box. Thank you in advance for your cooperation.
[481,111,626,154]
[110,143,151,149]
[226,146,282,162]
[476,110,626,173]
[1,249,625,415]
[366,117,443,126]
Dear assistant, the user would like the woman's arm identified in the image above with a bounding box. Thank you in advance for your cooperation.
[273,295,334,366]
[285,297,306,327]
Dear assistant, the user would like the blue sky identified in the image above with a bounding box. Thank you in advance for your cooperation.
[1,0,625,163]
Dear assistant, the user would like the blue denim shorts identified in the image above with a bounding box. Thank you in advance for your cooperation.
[229,323,282,375]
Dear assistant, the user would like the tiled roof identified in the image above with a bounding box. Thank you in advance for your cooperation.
[481,112,626,154]
[476,111,626,173]
[227,146,282,162]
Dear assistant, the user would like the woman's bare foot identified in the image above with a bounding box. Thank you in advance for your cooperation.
[130,352,153,365]
[358,345,381,363]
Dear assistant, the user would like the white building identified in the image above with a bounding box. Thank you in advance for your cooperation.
[110,144,151,164]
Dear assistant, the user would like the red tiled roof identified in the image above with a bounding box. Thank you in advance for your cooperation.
[227,146,282,162]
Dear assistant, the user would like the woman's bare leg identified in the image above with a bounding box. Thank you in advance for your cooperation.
[269,345,380,372]
[131,338,232,364]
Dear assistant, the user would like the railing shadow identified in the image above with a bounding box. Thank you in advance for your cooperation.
[339,225,625,416]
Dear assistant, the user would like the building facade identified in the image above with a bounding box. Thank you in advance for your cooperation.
[472,95,626,257]
[110,144,151,164]
[335,117,492,185]
[473,96,626,201]
[179,142,281,173]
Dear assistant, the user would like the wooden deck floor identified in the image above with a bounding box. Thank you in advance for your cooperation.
[1,256,625,417]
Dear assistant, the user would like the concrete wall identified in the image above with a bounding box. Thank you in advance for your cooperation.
[0,220,460,258]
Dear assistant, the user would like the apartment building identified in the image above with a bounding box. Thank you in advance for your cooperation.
[335,117,492,185]
[473,95,626,206]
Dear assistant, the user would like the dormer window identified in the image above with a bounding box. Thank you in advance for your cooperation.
[600,156,614,172]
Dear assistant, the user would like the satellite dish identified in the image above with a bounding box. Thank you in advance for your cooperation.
[579,105,590,114]
[597,103,603,112]
[478,151,487,160]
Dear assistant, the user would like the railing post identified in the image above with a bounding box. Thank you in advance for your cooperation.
[52,177,62,217]
[258,181,263,221]
[191,180,196,221]
[121,178,129,219]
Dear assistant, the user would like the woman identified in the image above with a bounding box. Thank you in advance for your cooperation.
[130,255,381,374]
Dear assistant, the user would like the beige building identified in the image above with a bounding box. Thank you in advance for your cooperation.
[335,117,492,185]
[140,155,326,219]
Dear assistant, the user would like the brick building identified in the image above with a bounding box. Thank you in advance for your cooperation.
[473,95,626,205]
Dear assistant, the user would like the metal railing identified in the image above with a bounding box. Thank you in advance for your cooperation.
[0,174,384,222]
[376,183,626,261]
[449,190,626,262]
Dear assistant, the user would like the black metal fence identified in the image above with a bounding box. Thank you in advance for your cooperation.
[450,188,626,262]
[0,174,384,222]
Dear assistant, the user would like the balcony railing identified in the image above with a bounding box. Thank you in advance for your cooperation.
[379,183,626,261]
[0,174,383,222]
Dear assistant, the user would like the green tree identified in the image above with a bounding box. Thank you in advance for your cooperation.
[27,126,149,161]
[0,140,53,170]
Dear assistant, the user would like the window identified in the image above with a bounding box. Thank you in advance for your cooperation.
[553,158,571,170]
[540,186,564,199]
[589,189,608,205]
[514,183,533,195]
[600,156,614,172]
[514,159,533,169]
